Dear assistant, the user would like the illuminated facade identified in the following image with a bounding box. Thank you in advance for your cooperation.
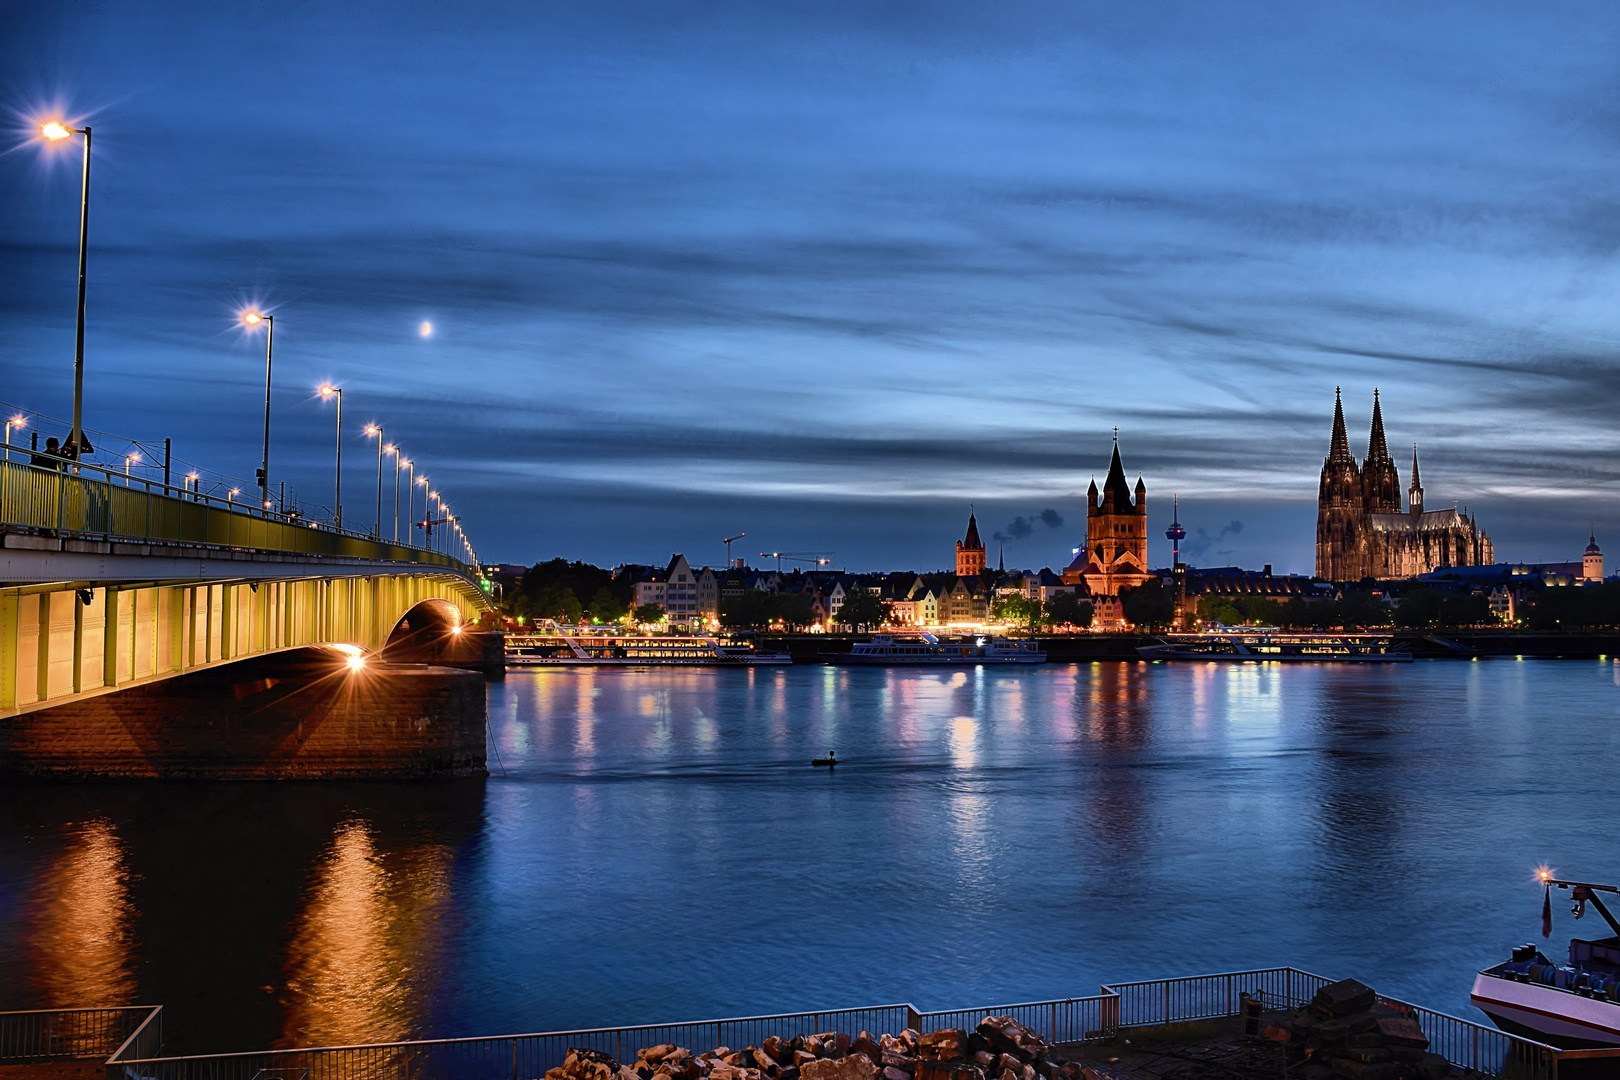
[1315,389,1493,582]
[955,512,986,577]
[1064,435,1151,597]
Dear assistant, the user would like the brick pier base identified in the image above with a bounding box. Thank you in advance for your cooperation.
[0,648,487,779]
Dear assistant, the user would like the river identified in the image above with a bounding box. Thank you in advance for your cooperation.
[1,660,1616,1055]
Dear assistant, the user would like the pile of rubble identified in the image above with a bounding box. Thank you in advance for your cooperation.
[545,1016,1091,1080]
[1270,979,1453,1080]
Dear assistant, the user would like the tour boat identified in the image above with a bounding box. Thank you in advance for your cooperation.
[1137,628,1413,662]
[823,633,1046,665]
[1471,873,1620,1047]
[506,624,791,666]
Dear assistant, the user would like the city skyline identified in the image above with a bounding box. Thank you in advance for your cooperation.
[4,4,1618,572]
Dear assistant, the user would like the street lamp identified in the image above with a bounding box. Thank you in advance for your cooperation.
[364,424,384,538]
[243,311,274,512]
[40,121,95,461]
[318,385,343,529]
[385,443,400,542]
[5,416,25,452]
[400,458,415,545]
[124,451,140,484]
[421,476,434,550]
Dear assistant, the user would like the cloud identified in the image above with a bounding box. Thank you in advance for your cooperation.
[1183,520,1245,560]
[992,508,1065,545]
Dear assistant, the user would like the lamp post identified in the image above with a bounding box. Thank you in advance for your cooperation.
[318,385,343,529]
[429,490,441,553]
[124,451,140,484]
[421,476,434,550]
[243,312,274,512]
[400,458,414,545]
[385,444,399,542]
[364,424,383,538]
[40,122,94,461]
[5,416,25,453]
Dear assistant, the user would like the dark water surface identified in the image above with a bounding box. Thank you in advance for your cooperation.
[2,661,1617,1054]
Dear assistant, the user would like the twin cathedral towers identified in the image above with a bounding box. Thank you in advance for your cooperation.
[954,390,1491,589]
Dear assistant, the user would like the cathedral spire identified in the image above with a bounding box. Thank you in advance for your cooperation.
[1328,386,1352,462]
[1408,443,1424,516]
[1366,388,1391,464]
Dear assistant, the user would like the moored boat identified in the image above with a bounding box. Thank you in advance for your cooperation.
[1472,872,1620,1048]
[1138,628,1413,662]
[506,624,791,666]
[823,633,1045,665]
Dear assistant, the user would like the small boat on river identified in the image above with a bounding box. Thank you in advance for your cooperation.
[1137,628,1413,662]
[1472,871,1620,1047]
[823,633,1045,665]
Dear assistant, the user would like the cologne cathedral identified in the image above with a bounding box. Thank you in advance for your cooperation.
[1316,389,1493,582]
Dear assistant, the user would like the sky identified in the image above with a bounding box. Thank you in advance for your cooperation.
[3,2,1619,573]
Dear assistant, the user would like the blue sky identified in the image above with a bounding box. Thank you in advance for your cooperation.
[3,2,1618,573]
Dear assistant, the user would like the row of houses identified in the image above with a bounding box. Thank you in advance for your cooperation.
[619,555,1083,632]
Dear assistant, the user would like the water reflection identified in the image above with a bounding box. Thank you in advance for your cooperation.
[278,818,456,1048]
[26,817,136,1006]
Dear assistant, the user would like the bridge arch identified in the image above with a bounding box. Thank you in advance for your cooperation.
[1,570,490,719]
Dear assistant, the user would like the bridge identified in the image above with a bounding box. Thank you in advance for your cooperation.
[0,442,499,779]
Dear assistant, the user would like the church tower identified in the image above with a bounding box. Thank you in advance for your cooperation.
[1408,444,1424,516]
[1073,433,1150,596]
[1585,534,1604,583]
[955,510,985,577]
[1361,389,1402,514]
[1316,388,1364,581]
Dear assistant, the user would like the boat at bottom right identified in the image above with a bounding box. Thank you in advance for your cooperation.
[1472,871,1620,1048]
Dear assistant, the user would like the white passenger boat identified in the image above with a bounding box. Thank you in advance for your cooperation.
[1137,628,1412,662]
[823,633,1046,665]
[1472,873,1620,1047]
[506,624,791,666]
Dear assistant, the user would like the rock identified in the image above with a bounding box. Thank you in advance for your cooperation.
[1261,1024,1290,1043]
[917,1031,966,1062]
[1373,1017,1428,1049]
[1312,980,1377,1020]
[883,1070,910,1080]
[754,1050,780,1074]
[852,1037,883,1064]
[779,1070,799,1080]
[548,1049,630,1080]
[1316,1014,1378,1042]
[801,1053,876,1080]
[644,1046,680,1065]
[880,1035,907,1056]
[975,1018,1049,1064]
[915,1062,984,1080]
[881,1051,916,1073]
[795,1052,820,1067]
[899,1031,920,1053]
[763,1039,787,1064]
[996,1056,1020,1074]
[1416,1052,1452,1079]
[972,1053,995,1069]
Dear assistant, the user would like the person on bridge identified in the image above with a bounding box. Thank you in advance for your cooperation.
[32,437,65,470]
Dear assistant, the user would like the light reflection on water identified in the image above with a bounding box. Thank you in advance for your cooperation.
[1,660,1616,1055]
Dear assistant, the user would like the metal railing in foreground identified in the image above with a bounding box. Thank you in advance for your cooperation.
[0,455,471,574]
[0,1005,160,1063]
[1101,968,1563,1080]
[101,967,1576,1080]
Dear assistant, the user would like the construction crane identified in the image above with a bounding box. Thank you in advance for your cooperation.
[758,551,835,573]
[723,533,746,566]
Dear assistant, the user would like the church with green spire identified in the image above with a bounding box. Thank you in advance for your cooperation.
[1315,389,1493,582]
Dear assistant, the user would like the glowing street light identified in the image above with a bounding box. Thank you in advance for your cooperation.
[124,450,140,484]
[243,311,275,512]
[385,443,400,543]
[415,474,429,547]
[319,385,343,529]
[400,457,415,546]
[364,423,384,539]
[4,416,25,450]
[40,119,95,460]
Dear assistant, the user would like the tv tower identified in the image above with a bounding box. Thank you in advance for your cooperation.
[1165,493,1186,567]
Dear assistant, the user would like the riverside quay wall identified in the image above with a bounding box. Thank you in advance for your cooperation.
[0,647,487,779]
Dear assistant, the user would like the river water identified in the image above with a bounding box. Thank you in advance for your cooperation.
[1,660,1617,1055]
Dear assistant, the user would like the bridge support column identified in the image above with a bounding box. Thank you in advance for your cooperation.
[0,648,486,780]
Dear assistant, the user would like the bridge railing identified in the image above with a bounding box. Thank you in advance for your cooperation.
[0,452,470,573]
